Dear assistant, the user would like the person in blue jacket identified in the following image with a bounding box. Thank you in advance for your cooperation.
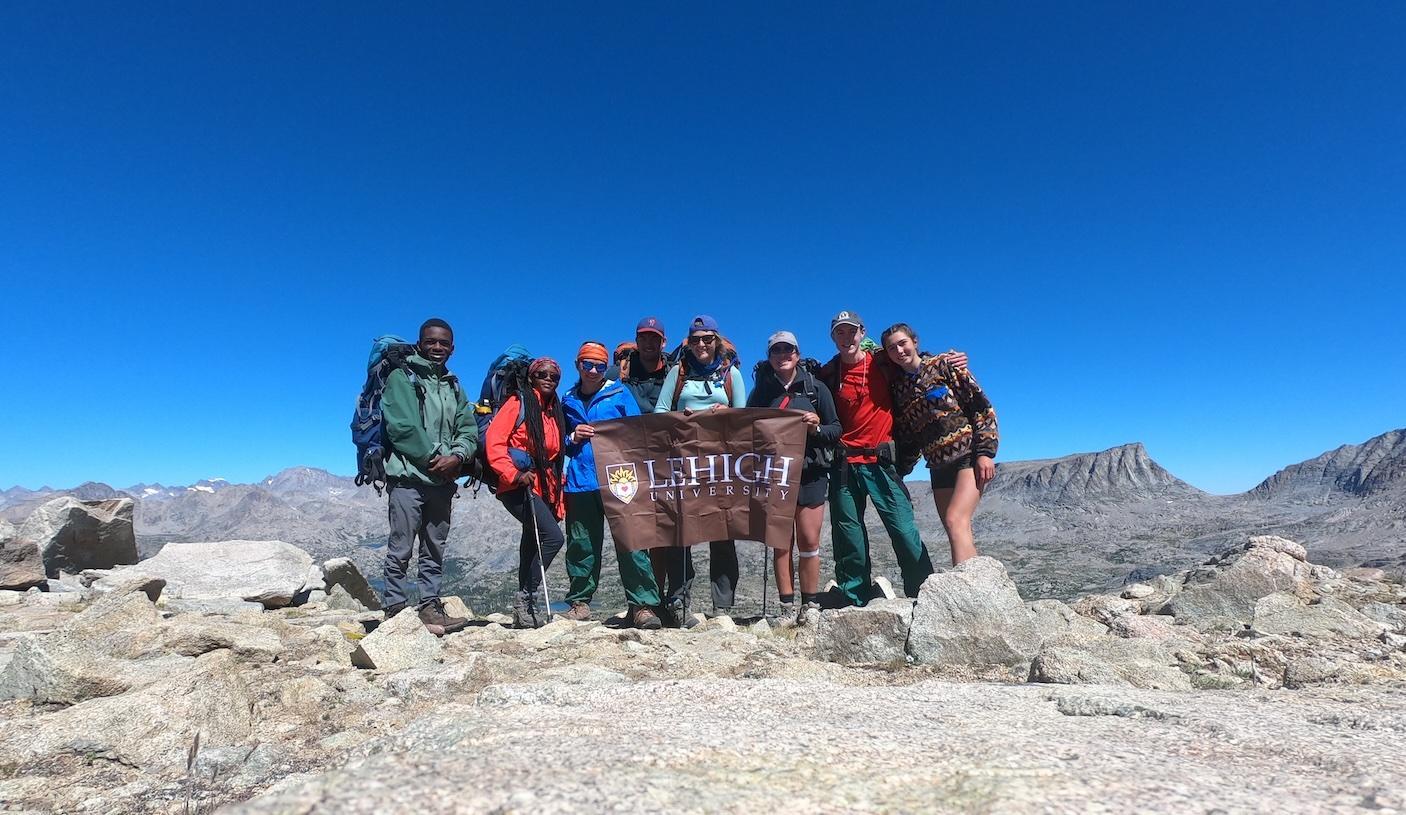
[558,341,663,629]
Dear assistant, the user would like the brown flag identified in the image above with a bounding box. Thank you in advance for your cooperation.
[591,408,809,551]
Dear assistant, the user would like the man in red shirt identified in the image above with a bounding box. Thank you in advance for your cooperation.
[818,310,935,606]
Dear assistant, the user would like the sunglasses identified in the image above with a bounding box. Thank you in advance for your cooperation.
[688,334,718,345]
[769,344,797,356]
[578,360,607,373]
[531,372,560,382]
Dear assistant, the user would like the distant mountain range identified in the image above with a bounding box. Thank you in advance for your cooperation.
[3,428,1404,609]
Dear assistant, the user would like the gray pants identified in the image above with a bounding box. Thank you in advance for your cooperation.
[383,482,455,608]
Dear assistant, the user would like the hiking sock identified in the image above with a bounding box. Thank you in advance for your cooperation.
[778,593,796,605]
[801,592,821,606]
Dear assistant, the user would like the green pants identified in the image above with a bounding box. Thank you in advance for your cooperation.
[829,461,934,605]
[565,491,662,608]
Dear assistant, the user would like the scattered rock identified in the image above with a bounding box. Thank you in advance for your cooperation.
[163,597,265,615]
[0,537,46,590]
[1251,593,1382,638]
[441,595,472,619]
[1028,599,1108,639]
[908,557,1041,671]
[1030,634,1192,690]
[325,584,370,613]
[1107,614,1195,641]
[1071,594,1139,625]
[323,557,382,611]
[351,607,443,671]
[0,589,182,704]
[2,649,256,773]
[1163,536,1317,624]
[16,497,137,577]
[1283,656,1347,689]
[1121,583,1155,600]
[1360,601,1406,633]
[814,598,912,667]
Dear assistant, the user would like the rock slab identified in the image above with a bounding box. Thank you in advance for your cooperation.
[95,539,319,608]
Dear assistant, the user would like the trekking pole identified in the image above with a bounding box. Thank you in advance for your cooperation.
[529,493,554,623]
[761,540,769,619]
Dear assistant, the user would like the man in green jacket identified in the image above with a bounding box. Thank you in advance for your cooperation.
[381,318,477,635]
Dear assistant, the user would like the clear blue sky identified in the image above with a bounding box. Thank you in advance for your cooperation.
[3,2,1403,494]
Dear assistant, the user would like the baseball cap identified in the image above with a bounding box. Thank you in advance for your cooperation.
[635,316,665,337]
[767,330,799,353]
[830,310,863,330]
[689,314,720,334]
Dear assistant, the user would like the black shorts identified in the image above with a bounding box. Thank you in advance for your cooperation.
[929,458,974,489]
[797,472,829,507]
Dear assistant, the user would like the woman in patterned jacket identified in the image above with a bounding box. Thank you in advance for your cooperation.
[879,323,999,566]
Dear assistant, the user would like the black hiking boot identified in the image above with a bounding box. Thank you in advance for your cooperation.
[512,591,543,629]
[629,605,662,631]
[383,601,408,620]
[418,598,468,637]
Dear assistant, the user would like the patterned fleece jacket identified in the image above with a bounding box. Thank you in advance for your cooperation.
[886,353,998,475]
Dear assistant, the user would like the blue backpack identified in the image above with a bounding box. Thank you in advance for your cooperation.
[464,344,534,492]
[350,335,421,495]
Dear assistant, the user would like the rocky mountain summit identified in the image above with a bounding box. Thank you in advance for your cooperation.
[2,426,1404,612]
[1252,428,1406,501]
[0,531,1403,813]
[986,442,1204,505]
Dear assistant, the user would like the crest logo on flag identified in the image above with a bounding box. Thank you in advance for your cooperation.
[606,463,639,504]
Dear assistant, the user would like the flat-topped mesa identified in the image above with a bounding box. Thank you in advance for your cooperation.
[987,442,1203,505]
[1251,428,1406,502]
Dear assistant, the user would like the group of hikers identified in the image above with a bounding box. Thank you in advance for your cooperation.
[366,311,999,636]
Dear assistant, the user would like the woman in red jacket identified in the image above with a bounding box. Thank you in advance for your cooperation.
[486,357,567,628]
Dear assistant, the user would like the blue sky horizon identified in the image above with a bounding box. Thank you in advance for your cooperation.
[3,3,1403,495]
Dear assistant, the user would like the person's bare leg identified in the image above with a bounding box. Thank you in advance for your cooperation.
[795,504,825,594]
[773,540,795,601]
[934,469,983,565]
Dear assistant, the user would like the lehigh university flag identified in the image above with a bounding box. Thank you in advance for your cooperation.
[590,409,808,551]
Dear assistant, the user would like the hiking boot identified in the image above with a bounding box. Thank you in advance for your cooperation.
[418,598,468,637]
[560,601,593,621]
[659,598,686,629]
[796,600,821,626]
[383,601,408,620]
[770,601,796,622]
[512,591,543,629]
[629,605,662,631]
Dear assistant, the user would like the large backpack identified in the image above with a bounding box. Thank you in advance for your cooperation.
[351,335,420,495]
[463,344,534,492]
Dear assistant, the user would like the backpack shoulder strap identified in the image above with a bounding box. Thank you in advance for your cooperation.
[670,361,687,411]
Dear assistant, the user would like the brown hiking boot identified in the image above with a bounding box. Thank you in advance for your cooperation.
[560,601,593,621]
[418,598,468,637]
[630,605,662,630]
